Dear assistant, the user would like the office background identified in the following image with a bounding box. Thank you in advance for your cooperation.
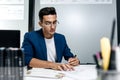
[0,0,29,46]
[0,0,120,64]
[33,0,118,63]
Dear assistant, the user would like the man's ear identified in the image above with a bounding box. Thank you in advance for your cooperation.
[38,21,43,28]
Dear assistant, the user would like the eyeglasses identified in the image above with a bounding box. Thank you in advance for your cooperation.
[43,21,59,27]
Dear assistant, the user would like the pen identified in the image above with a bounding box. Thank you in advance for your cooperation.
[73,55,80,64]
[73,55,77,58]
[68,55,77,64]
[93,54,102,69]
[93,54,100,68]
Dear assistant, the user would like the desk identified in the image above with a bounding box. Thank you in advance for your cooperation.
[24,65,97,80]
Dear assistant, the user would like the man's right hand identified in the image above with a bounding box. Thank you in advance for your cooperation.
[52,63,74,71]
[29,58,74,71]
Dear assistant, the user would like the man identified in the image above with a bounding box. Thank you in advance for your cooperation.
[22,7,80,71]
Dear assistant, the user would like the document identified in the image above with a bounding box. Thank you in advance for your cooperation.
[24,68,64,79]
[61,65,97,80]
[24,65,97,80]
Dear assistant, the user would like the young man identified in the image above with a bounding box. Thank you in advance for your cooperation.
[22,7,80,71]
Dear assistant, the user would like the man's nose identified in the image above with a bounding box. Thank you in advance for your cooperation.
[50,23,56,28]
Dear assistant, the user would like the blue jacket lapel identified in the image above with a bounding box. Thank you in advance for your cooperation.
[54,34,62,62]
[37,29,47,60]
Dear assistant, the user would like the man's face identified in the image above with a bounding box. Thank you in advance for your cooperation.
[39,14,57,38]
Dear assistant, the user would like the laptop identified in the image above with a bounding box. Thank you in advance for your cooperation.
[0,30,20,48]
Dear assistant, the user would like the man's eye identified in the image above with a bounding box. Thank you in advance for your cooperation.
[45,22,51,25]
[53,22,57,24]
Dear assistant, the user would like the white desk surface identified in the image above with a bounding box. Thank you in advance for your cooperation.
[24,65,97,80]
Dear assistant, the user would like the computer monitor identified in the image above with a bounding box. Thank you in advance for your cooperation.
[0,30,20,48]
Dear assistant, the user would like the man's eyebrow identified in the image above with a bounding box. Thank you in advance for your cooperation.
[45,20,57,23]
[45,21,51,23]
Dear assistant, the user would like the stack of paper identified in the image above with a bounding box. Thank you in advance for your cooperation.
[24,68,64,79]
[24,65,97,80]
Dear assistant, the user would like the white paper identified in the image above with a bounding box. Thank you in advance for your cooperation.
[24,68,64,79]
[24,65,97,80]
[61,65,97,80]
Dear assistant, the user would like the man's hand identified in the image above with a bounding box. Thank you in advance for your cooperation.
[68,57,80,66]
[52,63,74,71]
[29,58,77,71]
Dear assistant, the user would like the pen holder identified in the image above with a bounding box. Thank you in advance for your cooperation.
[97,69,120,80]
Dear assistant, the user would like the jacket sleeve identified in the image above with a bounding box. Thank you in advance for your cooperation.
[62,35,74,60]
[22,33,34,65]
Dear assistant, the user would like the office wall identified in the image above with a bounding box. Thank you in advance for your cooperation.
[34,0,117,63]
[0,0,29,47]
[117,0,120,45]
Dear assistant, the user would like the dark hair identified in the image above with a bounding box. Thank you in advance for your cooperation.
[39,7,57,21]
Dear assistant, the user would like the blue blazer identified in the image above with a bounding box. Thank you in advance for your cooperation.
[22,29,74,65]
